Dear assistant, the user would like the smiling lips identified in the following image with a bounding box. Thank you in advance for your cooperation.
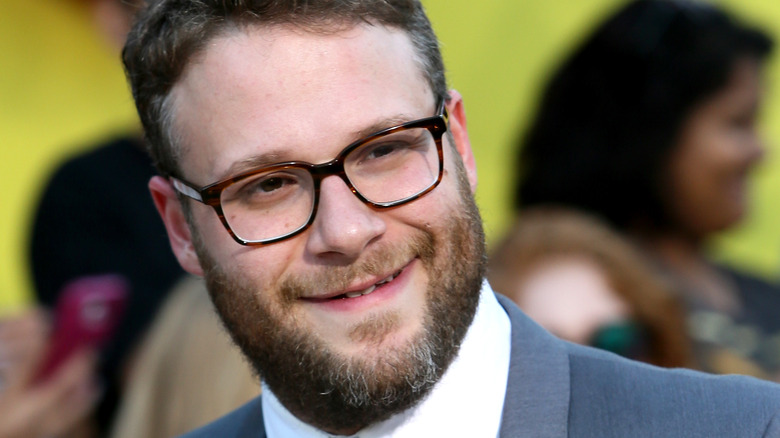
[300,266,406,303]
[343,270,402,298]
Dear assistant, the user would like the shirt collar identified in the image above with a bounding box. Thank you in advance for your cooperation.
[262,280,512,437]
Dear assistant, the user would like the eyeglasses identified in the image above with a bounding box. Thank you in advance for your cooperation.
[171,101,448,246]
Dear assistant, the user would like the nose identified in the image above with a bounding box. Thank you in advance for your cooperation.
[749,134,766,166]
[304,175,386,262]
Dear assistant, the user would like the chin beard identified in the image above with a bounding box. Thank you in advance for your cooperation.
[196,177,486,434]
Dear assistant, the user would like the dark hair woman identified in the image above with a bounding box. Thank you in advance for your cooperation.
[514,0,780,380]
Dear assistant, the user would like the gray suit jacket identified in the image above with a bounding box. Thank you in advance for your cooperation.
[182,294,780,437]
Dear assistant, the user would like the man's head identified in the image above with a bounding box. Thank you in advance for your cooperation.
[123,0,448,179]
[123,1,485,434]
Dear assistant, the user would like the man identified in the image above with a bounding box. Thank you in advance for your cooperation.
[122,1,780,436]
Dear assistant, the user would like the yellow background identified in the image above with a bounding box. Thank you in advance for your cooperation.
[2,1,780,311]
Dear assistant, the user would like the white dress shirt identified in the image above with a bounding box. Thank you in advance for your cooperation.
[262,280,512,437]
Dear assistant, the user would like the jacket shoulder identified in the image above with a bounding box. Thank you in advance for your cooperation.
[566,343,780,437]
[179,396,265,438]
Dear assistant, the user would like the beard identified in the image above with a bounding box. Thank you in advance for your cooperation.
[194,167,486,434]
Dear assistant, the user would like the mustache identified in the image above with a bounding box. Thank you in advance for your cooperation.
[278,231,435,304]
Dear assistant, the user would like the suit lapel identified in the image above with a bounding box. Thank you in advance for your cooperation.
[234,397,267,438]
[496,294,570,438]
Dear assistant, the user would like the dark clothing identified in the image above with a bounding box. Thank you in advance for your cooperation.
[181,294,780,438]
[686,265,780,379]
[30,137,184,432]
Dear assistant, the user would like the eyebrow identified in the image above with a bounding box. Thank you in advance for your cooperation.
[352,115,415,139]
[218,113,421,181]
[218,151,291,182]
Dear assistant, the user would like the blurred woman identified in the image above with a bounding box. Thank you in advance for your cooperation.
[515,0,779,379]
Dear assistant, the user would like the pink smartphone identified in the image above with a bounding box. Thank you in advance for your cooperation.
[34,274,128,383]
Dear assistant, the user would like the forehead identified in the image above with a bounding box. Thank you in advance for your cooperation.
[170,23,433,184]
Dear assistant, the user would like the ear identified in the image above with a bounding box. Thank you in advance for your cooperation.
[445,90,478,194]
[149,176,205,276]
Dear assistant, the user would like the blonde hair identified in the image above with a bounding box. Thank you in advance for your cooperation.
[110,276,260,438]
[489,207,692,368]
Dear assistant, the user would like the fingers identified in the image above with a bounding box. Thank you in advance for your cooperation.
[35,349,101,437]
[0,309,51,391]
[0,349,99,438]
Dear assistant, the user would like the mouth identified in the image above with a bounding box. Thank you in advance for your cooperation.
[342,270,402,299]
[301,266,406,303]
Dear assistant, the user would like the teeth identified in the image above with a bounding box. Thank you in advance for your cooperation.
[346,285,375,298]
[343,271,400,298]
[376,273,395,285]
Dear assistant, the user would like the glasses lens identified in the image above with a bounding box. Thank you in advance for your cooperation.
[219,167,315,242]
[345,127,440,205]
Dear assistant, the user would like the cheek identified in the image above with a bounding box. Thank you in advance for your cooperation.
[674,116,758,188]
[403,184,458,230]
[193,207,298,291]
[192,207,240,258]
[673,137,746,198]
[234,244,302,293]
[666,134,751,233]
[669,126,721,196]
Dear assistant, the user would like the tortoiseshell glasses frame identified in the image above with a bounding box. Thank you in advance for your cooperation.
[171,100,449,246]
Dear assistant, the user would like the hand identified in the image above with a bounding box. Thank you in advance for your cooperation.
[0,310,99,438]
[0,309,49,390]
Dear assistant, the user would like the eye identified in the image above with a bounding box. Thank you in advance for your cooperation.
[256,176,291,192]
[241,174,297,195]
[354,130,429,165]
[363,142,406,160]
[227,171,305,205]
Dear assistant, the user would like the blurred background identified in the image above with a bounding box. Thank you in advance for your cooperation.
[2,0,780,311]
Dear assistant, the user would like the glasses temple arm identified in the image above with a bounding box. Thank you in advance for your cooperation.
[170,177,204,202]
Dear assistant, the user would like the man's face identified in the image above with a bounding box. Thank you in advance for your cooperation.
[152,23,484,433]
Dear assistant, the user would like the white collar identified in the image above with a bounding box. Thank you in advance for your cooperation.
[262,280,512,437]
